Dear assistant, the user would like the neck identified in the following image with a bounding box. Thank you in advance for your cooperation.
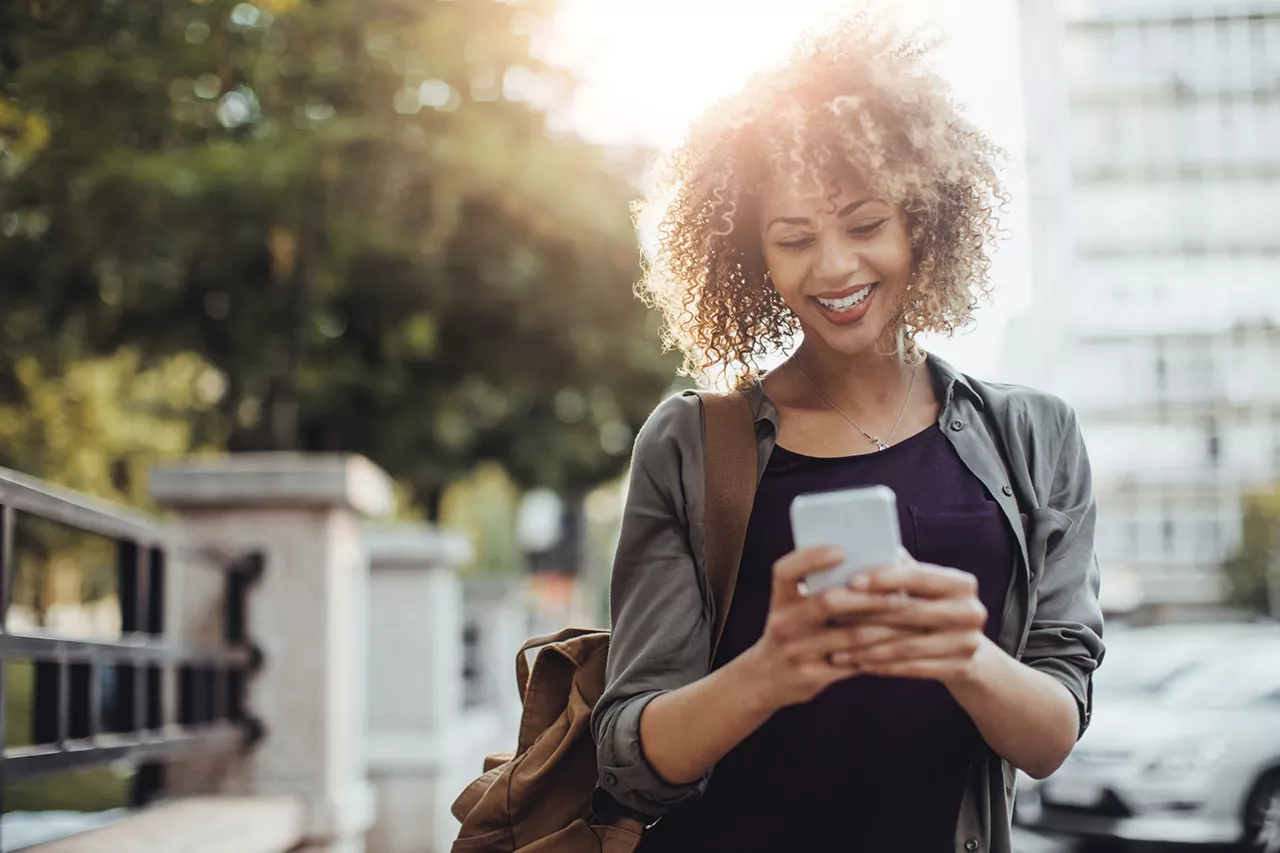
[789,340,920,414]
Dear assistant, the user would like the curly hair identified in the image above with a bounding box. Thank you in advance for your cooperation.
[635,11,1008,389]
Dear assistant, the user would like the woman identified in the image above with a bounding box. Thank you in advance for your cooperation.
[592,14,1104,853]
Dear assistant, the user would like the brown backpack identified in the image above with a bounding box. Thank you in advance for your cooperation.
[450,389,759,853]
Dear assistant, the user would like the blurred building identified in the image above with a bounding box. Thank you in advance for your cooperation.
[1010,0,1280,610]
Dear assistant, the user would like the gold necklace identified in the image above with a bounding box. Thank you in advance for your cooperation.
[795,360,919,452]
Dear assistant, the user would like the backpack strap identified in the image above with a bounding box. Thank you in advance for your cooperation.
[691,389,759,664]
[589,390,759,840]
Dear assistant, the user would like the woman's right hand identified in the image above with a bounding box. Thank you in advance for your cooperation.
[741,546,909,710]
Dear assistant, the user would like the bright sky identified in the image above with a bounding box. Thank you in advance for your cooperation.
[542,0,1031,380]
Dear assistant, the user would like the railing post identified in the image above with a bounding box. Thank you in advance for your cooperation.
[0,503,9,821]
[152,454,392,853]
[362,523,474,853]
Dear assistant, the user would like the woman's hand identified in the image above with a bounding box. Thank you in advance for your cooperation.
[741,546,911,710]
[826,552,1083,780]
[828,551,990,685]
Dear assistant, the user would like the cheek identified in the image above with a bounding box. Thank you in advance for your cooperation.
[865,232,913,283]
[762,247,807,290]
[888,221,915,275]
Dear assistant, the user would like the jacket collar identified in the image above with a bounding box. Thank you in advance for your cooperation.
[926,352,985,412]
[742,350,984,433]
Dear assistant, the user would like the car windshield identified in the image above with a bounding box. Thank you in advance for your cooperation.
[1091,628,1243,698]
[1152,642,1280,709]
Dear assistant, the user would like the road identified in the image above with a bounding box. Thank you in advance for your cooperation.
[1013,828,1237,853]
[1013,828,1072,852]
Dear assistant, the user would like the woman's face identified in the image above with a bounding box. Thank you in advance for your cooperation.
[757,172,912,357]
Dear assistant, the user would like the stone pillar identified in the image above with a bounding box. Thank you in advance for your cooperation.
[151,453,392,853]
[362,523,484,853]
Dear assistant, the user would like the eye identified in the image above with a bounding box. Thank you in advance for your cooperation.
[847,218,889,237]
[775,236,815,251]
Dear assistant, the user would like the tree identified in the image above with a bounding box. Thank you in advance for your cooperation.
[0,349,226,625]
[0,0,678,512]
[1222,487,1280,617]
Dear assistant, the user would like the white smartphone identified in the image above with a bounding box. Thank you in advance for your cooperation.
[789,485,902,595]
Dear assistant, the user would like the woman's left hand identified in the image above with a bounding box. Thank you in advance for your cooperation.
[828,551,990,685]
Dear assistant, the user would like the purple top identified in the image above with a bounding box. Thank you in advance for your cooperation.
[640,424,1015,853]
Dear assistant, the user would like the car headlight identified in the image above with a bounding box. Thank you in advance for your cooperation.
[1143,738,1226,777]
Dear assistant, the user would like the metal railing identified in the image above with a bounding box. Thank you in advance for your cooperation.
[0,466,263,811]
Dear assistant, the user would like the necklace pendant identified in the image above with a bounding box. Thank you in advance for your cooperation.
[875,441,890,452]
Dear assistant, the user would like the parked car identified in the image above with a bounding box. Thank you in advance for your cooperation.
[1015,625,1280,850]
[1015,622,1276,825]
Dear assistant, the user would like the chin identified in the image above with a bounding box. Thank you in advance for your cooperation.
[800,313,896,357]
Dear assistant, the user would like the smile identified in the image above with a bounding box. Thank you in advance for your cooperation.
[809,282,879,326]
[815,284,876,312]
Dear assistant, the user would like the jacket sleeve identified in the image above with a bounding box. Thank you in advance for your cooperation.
[590,394,713,817]
[1021,404,1106,739]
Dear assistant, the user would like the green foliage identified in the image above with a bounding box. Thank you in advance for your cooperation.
[3,663,131,813]
[0,350,222,502]
[439,461,524,575]
[1223,487,1280,616]
[0,0,678,510]
[0,349,225,619]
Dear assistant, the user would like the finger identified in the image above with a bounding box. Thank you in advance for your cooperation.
[785,623,913,662]
[796,659,863,689]
[831,630,981,667]
[766,588,864,642]
[852,562,977,600]
[857,659,971,680]
[820,588,910,620]
[848,596,987,633]
[768,589,905,650]
[772,587,902,640]
[772,546,844,604]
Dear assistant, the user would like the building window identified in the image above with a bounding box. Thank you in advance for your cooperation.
[1207,421,1221,466]
[1163,517,1175,554]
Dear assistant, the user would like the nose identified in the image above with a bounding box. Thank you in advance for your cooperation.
[813,233,860,284]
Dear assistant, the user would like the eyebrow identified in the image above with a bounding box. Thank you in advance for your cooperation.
[767,198,877,230]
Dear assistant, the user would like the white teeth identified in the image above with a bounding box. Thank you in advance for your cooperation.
[816,286,873,312]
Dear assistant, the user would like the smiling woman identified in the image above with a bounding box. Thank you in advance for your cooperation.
[589,8,1105,853]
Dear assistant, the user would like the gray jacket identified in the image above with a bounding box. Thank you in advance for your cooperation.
[591,354,1105,853]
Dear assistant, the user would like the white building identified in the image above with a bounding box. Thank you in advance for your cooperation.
[1010,0,1280,608]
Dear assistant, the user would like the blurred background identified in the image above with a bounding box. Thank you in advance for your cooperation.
[0,0,1278,851]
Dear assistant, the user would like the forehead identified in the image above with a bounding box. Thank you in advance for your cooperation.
[757,170,876,217]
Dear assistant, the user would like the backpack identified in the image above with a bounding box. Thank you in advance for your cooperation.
[450,389,759,853]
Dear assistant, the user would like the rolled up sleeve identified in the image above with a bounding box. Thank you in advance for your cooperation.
[591,395,712,817]
[1021,405,1106,739]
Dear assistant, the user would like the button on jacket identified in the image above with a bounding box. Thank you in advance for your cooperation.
[591,354,1106,853]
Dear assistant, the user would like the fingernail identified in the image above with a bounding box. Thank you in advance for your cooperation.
[827,546,845,561]
[851,573,870,590]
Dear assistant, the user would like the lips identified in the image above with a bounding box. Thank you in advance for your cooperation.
[813,281,878,301]
[811,283,878,326]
